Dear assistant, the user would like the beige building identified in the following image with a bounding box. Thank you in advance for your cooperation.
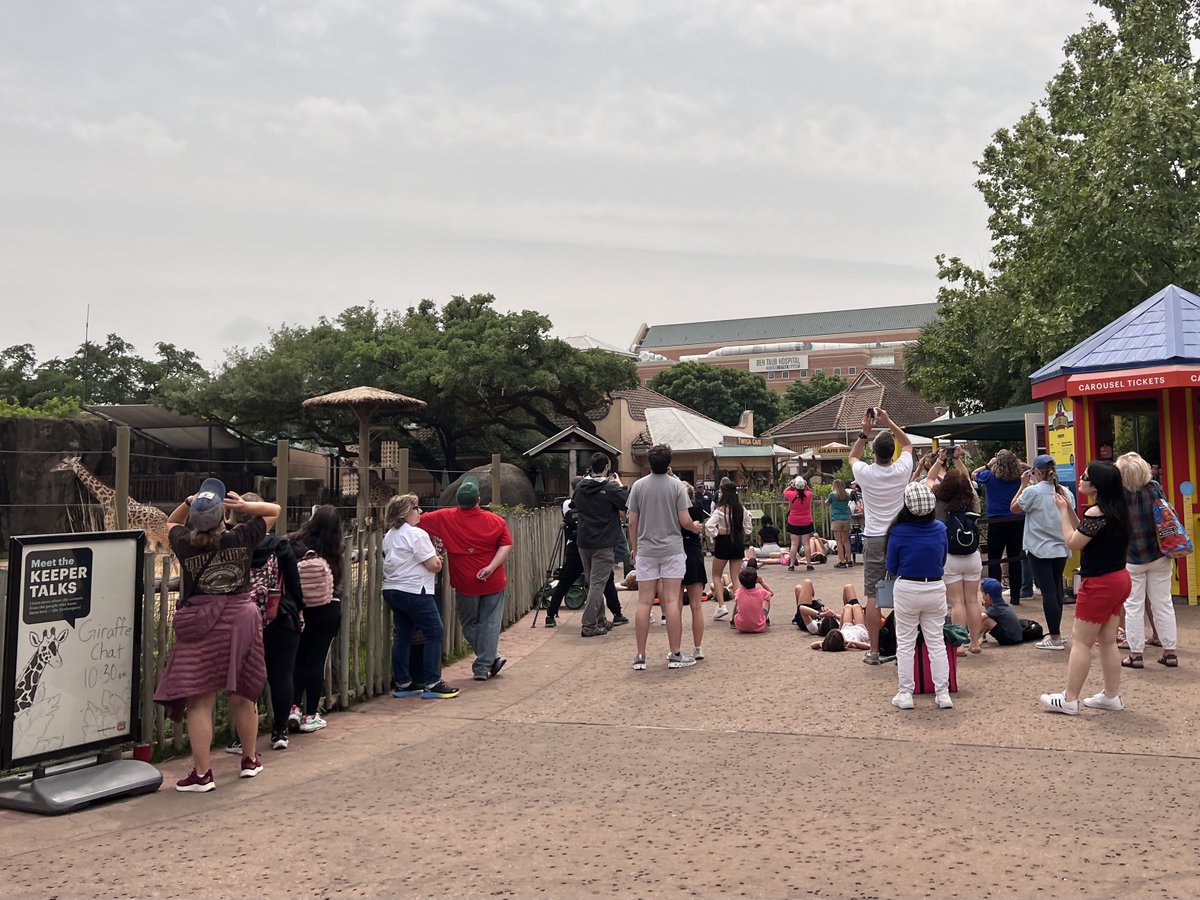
[631,303,937,392]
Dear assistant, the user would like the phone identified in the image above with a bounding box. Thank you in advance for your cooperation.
[866,407,877,420]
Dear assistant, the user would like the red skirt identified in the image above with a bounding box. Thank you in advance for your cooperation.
[154,592,266,721]
[1075,569,1132,624]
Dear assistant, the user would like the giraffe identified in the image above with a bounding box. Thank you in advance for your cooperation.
[51,456,171,555]
[15,628,69,713]
[367,469,394,512]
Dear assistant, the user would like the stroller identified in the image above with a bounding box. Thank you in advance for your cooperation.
[848,526,864,565]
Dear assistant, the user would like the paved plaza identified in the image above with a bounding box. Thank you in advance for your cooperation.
[2,563,1199,899]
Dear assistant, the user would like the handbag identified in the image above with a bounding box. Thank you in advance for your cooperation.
[875,574,895,609]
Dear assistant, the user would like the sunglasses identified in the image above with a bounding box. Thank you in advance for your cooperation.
[1079,472,1091,483]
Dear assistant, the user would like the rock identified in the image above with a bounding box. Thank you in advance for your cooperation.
[438,463,536,509]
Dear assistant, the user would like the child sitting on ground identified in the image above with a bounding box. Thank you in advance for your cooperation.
[978,577,1023,646]
[748,516,785,560]
[732,568,772,633]
[810,603,872,651]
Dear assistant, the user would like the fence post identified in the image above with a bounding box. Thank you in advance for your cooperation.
[491,453,502,506]
[398,448,409,496]
[114,425,131,530]
[275,439,290,533]
[140,552,155,746]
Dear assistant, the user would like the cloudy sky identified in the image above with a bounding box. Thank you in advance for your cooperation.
[1,0,1097,366]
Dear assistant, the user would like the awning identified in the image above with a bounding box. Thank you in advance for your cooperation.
[713,446,781,458]
[905,402,1042,441]
[85,404,248,451]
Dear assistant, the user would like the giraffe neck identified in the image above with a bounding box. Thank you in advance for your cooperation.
[72,462,116,504]
[15,655,46,711]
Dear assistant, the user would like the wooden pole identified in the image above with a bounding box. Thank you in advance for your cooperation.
[398,447,409,496]
[357,412,371,527]
[274,438,290,534]
[140,552,155,745]
[114,425,130,530]
[491,452,502,506]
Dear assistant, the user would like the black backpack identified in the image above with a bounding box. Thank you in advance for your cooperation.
[946,509,980,555]
[1019,619,1044,642]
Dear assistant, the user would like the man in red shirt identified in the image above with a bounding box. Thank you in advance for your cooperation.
[419,477,514,681]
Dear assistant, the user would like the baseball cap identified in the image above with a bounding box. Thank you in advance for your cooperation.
[457,476,481,507]
[981,578,1005,604]
[1032,454,1055,469]
[903,481,936,516]
[187,478,227,531]
[793,476,807,489]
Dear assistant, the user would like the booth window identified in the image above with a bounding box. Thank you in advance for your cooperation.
[1094,398,1160,465]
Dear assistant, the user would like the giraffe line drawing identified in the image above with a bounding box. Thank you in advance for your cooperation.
[15,627,69,713]
[51,456,171,555]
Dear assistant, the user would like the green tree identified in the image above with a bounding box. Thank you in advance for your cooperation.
[184,296,638,469]
[909,0,1200,411]
[648,362,781,432]
[780,371,848,419]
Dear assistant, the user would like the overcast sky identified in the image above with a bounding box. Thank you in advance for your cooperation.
[1,0,1097,366]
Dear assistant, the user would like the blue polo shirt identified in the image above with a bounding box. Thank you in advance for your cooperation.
[886,520,948,579]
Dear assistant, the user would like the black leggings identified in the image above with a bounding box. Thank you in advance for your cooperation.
[294,603,341,715]
[547,544,619,618]
[986,518,1024,604]
[263,620,300,733]
[1027,553,1067,636]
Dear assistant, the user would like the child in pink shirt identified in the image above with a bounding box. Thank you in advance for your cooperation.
[733,568,772,633]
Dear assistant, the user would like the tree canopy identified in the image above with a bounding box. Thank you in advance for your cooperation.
[648,362,781,432]
[907,0,1200,412]
[182,295,638,469]
[779,371,848,419]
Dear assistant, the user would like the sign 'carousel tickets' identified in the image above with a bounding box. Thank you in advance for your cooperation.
[3,531,145,769]
[1066,366,1200,395]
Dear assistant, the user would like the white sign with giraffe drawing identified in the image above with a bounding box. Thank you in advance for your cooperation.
[3,531,145,770]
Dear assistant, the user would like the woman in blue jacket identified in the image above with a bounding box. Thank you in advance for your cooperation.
[887,481,952,711]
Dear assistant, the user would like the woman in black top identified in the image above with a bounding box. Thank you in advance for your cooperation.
[1040,461,1131,716]
[681,482,708,659]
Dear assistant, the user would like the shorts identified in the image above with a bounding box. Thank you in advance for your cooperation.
[713,535,745,561]
[786,523,815,537]
[634,553,686,582]
[753,543,782,558]
[942,551,982,585]
[831,519,851,532]
[863,535,888,601]
[1075,568,1133,624]
[806,619,820,635]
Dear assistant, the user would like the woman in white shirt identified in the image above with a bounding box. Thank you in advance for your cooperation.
[704,481,753,621]
[382,494,458,699]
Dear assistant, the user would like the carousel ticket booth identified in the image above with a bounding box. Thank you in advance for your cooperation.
[1031,284,1200,603]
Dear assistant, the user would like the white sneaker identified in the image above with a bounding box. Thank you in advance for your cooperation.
[891,691,915,710]
[1083,691,1124,711]
[667,651,697,669]
[1036,636,1066,651]
[299,713,327,733]
[632,654,646,671]
[693,646,704,660]
[713,605,730,620]
[1040,692,1080,715]
[935,692,954,709]
[287,704,302,732]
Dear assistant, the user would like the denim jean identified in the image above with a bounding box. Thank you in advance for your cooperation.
[1026,553,1067,637]
[383,588,445,688]
[457,590,505,677]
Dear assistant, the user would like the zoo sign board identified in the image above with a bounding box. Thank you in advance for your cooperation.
[2,531,144,770]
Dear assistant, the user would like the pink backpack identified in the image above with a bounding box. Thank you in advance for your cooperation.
[297,550,334,606]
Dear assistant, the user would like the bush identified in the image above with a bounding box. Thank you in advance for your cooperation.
[0,396,82,418]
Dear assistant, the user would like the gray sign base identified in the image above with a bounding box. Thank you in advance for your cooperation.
[0,759,161,815]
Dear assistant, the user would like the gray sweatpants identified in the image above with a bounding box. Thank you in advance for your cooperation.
[579,547,615,629]
[456,590,505,678]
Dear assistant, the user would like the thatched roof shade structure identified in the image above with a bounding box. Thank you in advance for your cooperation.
[302,386,427,524]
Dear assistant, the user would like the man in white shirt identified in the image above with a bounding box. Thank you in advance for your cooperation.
[849,407,914,664]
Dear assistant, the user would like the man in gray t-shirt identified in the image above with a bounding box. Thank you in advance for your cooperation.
[626,444,704,671]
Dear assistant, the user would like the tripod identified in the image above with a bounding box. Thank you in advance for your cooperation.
[531,521,568,627]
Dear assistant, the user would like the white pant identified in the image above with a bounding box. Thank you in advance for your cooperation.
[1124,556,1177,652]
[893,579,950,694]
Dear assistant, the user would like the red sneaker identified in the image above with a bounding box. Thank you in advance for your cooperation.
[176,769,215,792]
[240,754,263,778]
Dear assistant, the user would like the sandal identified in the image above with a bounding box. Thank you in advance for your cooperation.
[1158,652,1179,668]
[1121,655,1144,669]
[1116,627,1127,645]
[968,644,983,654]
[1148,637,1163,647]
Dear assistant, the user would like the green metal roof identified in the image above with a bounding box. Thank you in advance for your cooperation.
[905,402,1043,441]
[637,303,939,350]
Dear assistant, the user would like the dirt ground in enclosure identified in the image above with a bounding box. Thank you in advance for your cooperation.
[2,559,1199,899]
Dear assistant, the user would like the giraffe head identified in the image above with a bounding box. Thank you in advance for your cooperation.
[51,456,82,474]
[30,627,69,669]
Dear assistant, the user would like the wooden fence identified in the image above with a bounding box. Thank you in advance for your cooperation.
[139,504,561,755]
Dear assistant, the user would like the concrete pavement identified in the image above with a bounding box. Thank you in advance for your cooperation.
[2,560,1199,899]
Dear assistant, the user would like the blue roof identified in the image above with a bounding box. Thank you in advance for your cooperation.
[1031,284,1200,384]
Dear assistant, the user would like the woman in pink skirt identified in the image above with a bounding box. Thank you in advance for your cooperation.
[155,477,280,792]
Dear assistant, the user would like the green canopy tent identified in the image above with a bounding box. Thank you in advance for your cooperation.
[905,402,1043,442]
